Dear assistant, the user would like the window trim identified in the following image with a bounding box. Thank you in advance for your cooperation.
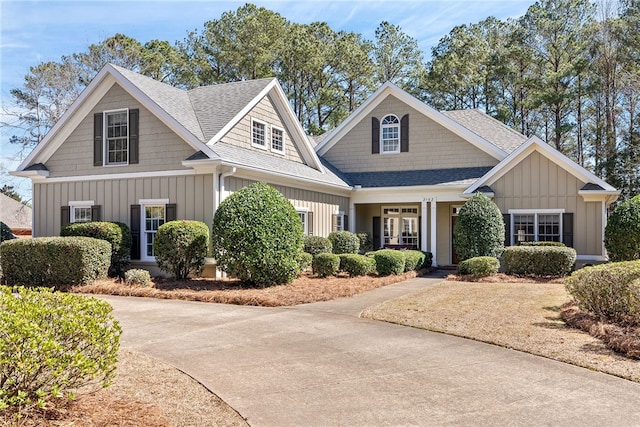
[270,125,285,155]
[140,198,169,262]
[69,200,94,223]
[381,205,419,247]
[103,108,130,166]
[296,207,309,236]
[508,209,564,245]
[251,118,268,150]
[334,211,345,232]
[380,114,400,154]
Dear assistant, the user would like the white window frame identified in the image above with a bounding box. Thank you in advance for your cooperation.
[251,118,267,150]
[334,211,345,231]
[381,205,419,247]
[508,209,564,246]
[69,200,94,223]
[270,125,285,155]
[140,198,169,261]
[296,207,309,235]
[380,114,400,154]
[104,108,129,166]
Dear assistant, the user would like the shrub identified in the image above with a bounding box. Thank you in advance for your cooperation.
[565,261,640,324]
[604,194,640,262]
[457,256,500,277]
[124,269,152,286]
[0,286,121,415]
[328,230,360,254]
[519,241,566,247]
[502,246,576,277]
[212,182,303,286]
[453,193,505,261]
[373,249,406,276]
[338,253,376,277]
[423,251,434,269]
[298,252,313,271]
[154,220,209,280]
[303,235,332,256]
[402,250,426,272]
[0,221,17,243]
[1,237,110,288]
[61,221,132,278]
[312,253,340,278]
[356,232,373,253]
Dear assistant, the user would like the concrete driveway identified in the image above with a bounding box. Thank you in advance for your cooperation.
[101,276,640,426]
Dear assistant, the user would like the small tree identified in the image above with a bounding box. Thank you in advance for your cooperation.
[453,193,505,261]
[211,182,303,286]
[605,195,640,262]
[154,220,209,280]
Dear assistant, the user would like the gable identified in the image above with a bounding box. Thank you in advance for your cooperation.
[321,94,499,174]
[44,83,197,177]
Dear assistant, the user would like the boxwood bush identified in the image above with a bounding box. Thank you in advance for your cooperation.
[212,182,303,286]
[338,253,376,277]
[124,268,152,286]
[402,250,426,272]
[371,249,406,276]
[312,253,340,277]
[502,246,576,277]
[303,235,332,256]
[1,237,110,288]
[604,194,640,262]
[0,286,121,415]
[453,193,505,261]
[61,221,132,278]
[457,256,500,277]
[328,231,360,254]
[565,261,640,324]
[356,232,373,253]
[298,252,313,271]
[154,220,209,280]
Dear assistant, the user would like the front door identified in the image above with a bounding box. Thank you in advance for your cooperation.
[451,215,460,264]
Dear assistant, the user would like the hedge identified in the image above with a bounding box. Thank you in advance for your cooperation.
[402,250,426,272]
[338,253,376,277]
[154,220,209,280]
[298,252,313,271]
[371,249,406,276]
[303,236,332,256]
[519,241,566,247]
[312,253,340,278]
[328,231,360,254]
[457,256,500,277]
[1,237,111,288]
[502,246,576,277]
[604,194,640,262]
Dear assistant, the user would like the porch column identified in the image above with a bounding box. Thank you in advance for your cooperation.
[421,198,428,252]
[430,198,437,267]
[349,201,356,232]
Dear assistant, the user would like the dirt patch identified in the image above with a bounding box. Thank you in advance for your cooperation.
[361,280,640,382]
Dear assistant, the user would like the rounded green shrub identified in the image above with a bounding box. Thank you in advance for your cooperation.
[303,235,332,256]
[124,268,152,286]
[373,249,406,276]
[154,220,209,280]
[211,182,303,286]
[0,221,17,243]
[312,253,340,278]
[298,252,313,271]
[604,194,640,262]
[328,230,360,254]
[457,256,500,277]
[402,250,426,272]
[565,260,640,324]
[519,241,565,247]
[0,286,121,415]
[356,232,373,253]
[453,193,505,261]
[338,253,376,277]
[61,221,132,278]
[502,246,576,277]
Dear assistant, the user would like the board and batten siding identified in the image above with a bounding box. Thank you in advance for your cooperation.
[45,84,197,177]
[491,150,603,256]
[322,94,499,173]
[221,94,305,164]
[33,174,214,237]
[226,176,349,237]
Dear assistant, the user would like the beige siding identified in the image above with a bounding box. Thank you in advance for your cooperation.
[226,177,348,237]
[436,203,454,265]
[492,151,603,256]
[33,174,214,237]
[221,94,305,164]
[323,94,499,173]
[46,84,197,177]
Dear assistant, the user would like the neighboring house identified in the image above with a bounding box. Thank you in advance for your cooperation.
[0,193,32,236]
[13,64,619,269]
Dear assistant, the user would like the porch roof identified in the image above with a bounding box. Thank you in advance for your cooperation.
[343,166,493,188]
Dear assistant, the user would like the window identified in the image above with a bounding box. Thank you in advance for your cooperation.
[140,201,168,260]
[252,118,267,149]
[105,110,128,165]
[69,200,94,223]
[381,115,400,153]
[271,126,285,154]
[333,212,345,232]
[382,206,419,247]
[510,210,562,245]
[297,209,309,235]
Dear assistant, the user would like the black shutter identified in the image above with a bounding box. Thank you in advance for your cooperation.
[94,113,103,166]
[61,206,70,228]
[332,214,338,232]
[400,114,409,152]
[372,216,381,250]
[372,117,380,154]
[91,205,102,222]
[307,212,314,236]
[563,213,574,247]
[503,213,511,247]
[130,204,141,260]
[129,109,139,164]
[166,203,177,222]
[344,215,349,232]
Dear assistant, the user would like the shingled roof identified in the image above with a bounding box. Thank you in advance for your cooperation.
[342,166,493,188]
[442,110,526,154]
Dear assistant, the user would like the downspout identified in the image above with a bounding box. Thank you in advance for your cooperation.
[218,167,237,205]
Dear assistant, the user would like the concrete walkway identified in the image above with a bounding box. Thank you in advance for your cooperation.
[101,273,640,426]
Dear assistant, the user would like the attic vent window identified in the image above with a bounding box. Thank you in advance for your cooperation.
[251,118,267,149]
[381,115,400,153]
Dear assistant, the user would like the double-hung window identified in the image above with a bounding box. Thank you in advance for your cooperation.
[297,208,309,235]
[69,201,94,223]
[105,109,129,165]
[510,210,562,245]
[252,118,267,149]
[381,115,400,153]
[271,126,285,154]
[140,199,168,260]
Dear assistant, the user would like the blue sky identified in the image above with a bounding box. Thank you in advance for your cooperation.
[0,0,533,198]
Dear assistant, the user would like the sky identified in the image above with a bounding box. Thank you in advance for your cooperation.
[0,0,534,198]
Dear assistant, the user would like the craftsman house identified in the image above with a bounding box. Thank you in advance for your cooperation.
[13,64,619,268]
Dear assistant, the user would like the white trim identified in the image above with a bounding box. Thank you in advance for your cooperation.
[69,200,95,223]
[430,199,437,266]
[140,202,167,262]
[38,169,196,183]
[508,209,564,246]
[380,114,400,154]
[296,208,309,235]
[103,108,130,166]
[139,198,169,205]
[576,255,608,262]
[250,118,268,150]
[508,209,564,214]
[270,125,286,155]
